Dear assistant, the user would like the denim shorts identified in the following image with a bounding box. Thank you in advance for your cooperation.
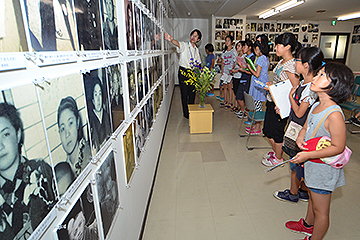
[309,187,332,195]
[219,79,224,87]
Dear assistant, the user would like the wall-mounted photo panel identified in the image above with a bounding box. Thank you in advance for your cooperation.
[74,0,103,50]
[143,58,149,95]
[134,5,142,51]
[38,74,92,196]
[83,68,112,153]
[134,112,145,159]
[123,124,136,184]
[95,151,119,238]
[101,0,119,50]
[127,61,137,112]
[56,184,99,240]
[1,0,28,52]
[136,59,144,103]
[107,64,124,130]
[124,0,135,50]
[22,0,78,51]
[0,84,58,239]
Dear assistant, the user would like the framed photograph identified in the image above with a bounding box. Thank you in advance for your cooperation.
[153,83,162,116]
[74,0,103,50]
[276,23,282,32]
[23,0,78,51]
[269,23,275,32]
[312,34,318,43]
[123,124,136,184]
[223,19,230,29]
[107,64,124,130]
[127,61,137,112]
[250,22,257,32]
[144,96,154,132]
[101,0,119,50]
[143,58,149,95]
[154,24,162,50]
[134,5,142,51]
[353,25,360,34]
[293,23,300,33]
[246,23,250,32]
[134,112,146,159]
[56,184,99,240]
[124,0,135,50]
[221,30,227,40]
[228,31,235,40]
[301,24,308,32]
[0,84,58,239]
[228,19,236,29]
[264,23,270,32]
[236,19,243,29]
[351,35,357,44]
[95,151,119,238]
[37,73,92,194]
[136,59,144,103]
[215,31,222,40]
[83,68,112,153]
[148,57,154,87]
[257,23,263,32]
[1,0,28,52]
[215,18,222,28]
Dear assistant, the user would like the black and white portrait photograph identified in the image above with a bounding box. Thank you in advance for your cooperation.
[353,25,360,34]
[123,124,135,184]
[154,24,162,50]
[95,151,119,238]
[101,0,119,50]
[215,42,222,52]
[215,31,221,40]
[37,74,92,196]
[56,184,98,240]
[222,19,229,29]
[124,0,135,50]
[293,23,300,32]
[276,23,282,32]
[127,61,137,112]
[83,69,112,153]
[257,23,263,32]
[142,14,153,51]
[143,58,149,96]
[352,35,357,44]
[23,0,79,51]
[215,19,222,28]
[134,113,145,159]
[136,60,144,103]
[1,0,28,52]
[107,64,124,130]
[0,84,58,239]
[236,19,243,29]
[74,0,103,50]
[156,55,162,78]
[134,5,142,51]
[264,23,270,32]
[145,96,154,131]
[269,23,275,32]
[153,84,162,116]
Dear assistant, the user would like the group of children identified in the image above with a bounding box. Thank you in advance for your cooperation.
[204,32,355,240]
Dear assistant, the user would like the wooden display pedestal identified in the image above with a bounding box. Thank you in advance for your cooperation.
[188,104,214,134]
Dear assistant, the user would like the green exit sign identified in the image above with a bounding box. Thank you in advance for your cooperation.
[331,20,337,26]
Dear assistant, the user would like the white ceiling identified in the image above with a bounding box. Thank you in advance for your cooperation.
[168,0,360,21]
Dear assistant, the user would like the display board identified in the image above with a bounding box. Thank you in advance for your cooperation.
[0,0,176,239]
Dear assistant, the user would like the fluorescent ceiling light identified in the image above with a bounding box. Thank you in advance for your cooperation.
[259,0,305,19]
[275,0,305,12]
[338,12,360,21]
[259,9,279,19]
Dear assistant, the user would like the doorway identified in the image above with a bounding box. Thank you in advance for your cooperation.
[319,33,350,64]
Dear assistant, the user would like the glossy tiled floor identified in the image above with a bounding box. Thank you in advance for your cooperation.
[142,87,360,240]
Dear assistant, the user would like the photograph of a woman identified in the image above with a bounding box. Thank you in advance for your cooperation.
[0,102,57,240]
[107,64,124,130]
[101,0,119,50]
[83,69,112,153]
[127,61,137,112]
[124,0,135,50]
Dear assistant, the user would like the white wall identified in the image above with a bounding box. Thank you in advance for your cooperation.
[172,18,211,84]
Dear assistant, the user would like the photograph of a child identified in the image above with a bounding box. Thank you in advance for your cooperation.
[123,124,135,183]
[37,74,92,196]
[23,0,79,51]
[127,61,137,112]
[101,0,119,50]
[1,0,28,52]
[56,184,98,240]
[83,69,112,153]
[107,64,124,130]
[0,91,58,239]
[95,151,119,238]
[74,0,103,50]
[124,0,135,50]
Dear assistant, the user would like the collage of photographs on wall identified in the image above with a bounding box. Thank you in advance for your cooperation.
[245,21,319,70]
[0,0,175,240]
[351,25,360,44]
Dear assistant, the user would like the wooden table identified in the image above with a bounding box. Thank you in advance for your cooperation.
[188,104,214,134]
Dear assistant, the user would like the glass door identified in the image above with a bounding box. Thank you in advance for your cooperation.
[319,33,350,64]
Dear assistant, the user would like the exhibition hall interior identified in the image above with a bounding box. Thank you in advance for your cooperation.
[0,0,360,239]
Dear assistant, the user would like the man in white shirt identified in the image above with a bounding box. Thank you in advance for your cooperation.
[165,29,202,118]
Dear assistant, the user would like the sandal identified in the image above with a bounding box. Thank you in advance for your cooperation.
[225,103,233,109]
[230,106,239,112]
[220,101,227,107]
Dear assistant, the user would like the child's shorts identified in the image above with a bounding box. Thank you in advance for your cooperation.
[289,162,304,182]
[309,187,332,195]
[254,100,263,112]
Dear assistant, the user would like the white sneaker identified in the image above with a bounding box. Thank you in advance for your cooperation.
[263,151,275,159]
[261,155,283,167]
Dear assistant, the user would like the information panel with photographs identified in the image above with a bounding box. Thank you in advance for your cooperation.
[352,25,360,44]
[214,17,245,53]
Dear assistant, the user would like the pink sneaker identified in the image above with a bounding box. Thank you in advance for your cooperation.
[285,218,313,236]
[246,128,261,135]
[261,155,283,167]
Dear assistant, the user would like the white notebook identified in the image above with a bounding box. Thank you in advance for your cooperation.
[269,79,293,119]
